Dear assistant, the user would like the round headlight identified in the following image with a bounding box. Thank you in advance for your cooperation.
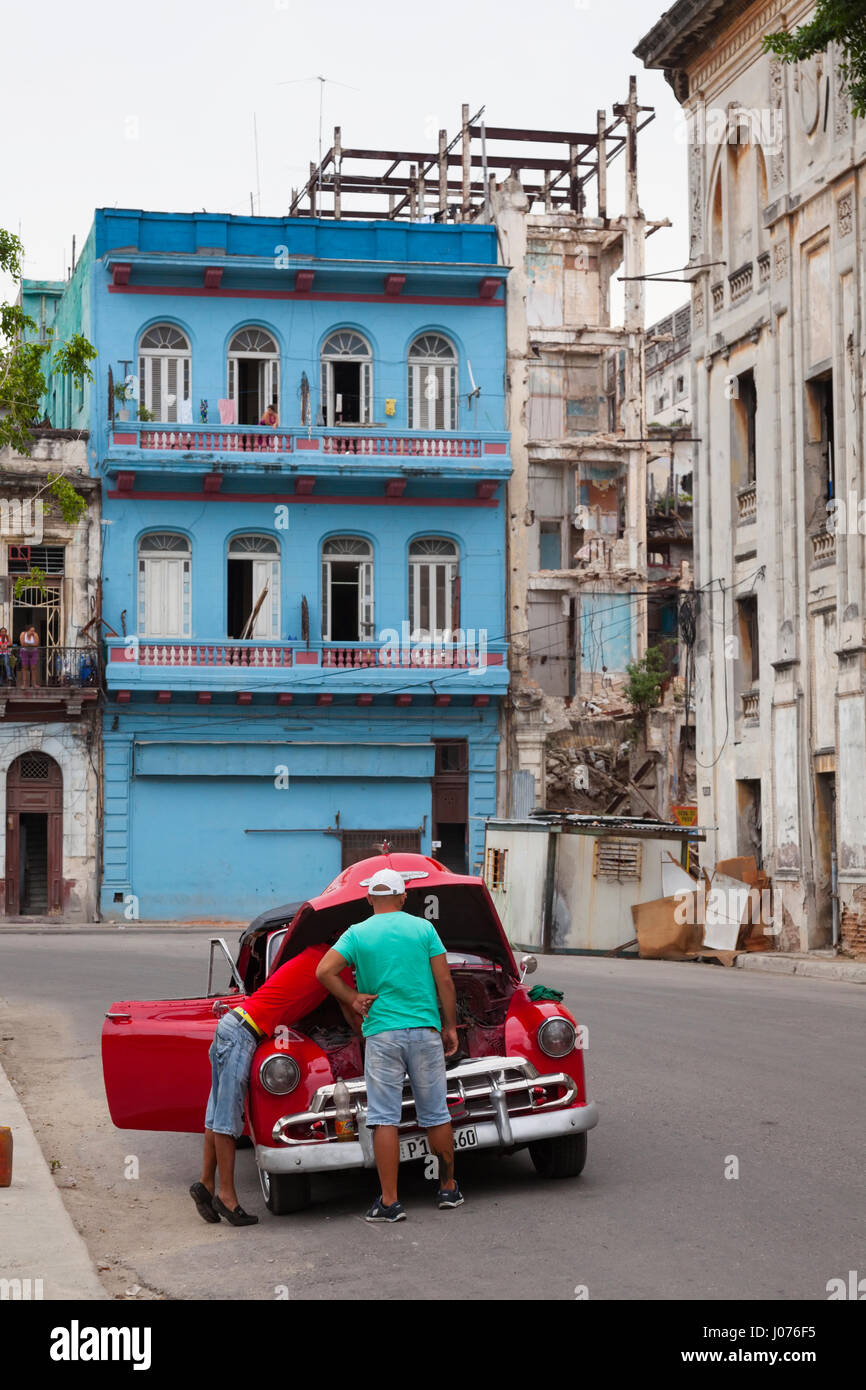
[259,1054,300,1095]
[537,1017,577,1058]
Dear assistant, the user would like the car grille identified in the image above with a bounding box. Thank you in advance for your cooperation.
[272,1056,577,1146]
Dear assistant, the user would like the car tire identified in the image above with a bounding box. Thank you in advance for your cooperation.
[528,1132,587,1179]
[258,1166,311,1215]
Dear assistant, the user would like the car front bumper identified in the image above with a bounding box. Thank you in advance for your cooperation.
[256,1100,599,1175]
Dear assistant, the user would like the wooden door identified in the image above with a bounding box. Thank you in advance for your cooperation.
[5,753,63,917]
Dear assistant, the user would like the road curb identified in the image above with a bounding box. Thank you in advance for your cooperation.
[0,1057,108,1300]
[734,953,866,984]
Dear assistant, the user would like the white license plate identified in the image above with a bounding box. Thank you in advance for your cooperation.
[399,1127,478,1163]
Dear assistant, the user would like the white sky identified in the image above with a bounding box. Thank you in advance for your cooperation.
[0,0,689,325]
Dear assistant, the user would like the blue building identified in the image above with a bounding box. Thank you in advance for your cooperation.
[43,209,511,920]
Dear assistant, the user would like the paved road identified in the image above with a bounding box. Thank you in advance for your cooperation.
[1,931,863,1301]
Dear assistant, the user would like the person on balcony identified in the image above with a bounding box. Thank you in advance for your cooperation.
[258,402,279,427]
[17,625,40,687]
[0,628,13,683]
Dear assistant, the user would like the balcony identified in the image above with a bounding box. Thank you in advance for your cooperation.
[741,689,759,722]
[736,482,757,525]
[0,646,101,718]
[728,262,753,304]
[107,637,509,701]
[811,530,837,567]
[106,422,511,488]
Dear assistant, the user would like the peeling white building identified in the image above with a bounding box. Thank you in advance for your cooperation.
[0,430,102,919]
[637,0,866,955]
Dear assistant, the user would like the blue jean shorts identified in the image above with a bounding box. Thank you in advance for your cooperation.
[364,1027,451,1129]
[204,1011,258,1138]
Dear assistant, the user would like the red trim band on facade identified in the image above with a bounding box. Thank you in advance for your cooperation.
[108,285,504,307]
[107,489,500,507]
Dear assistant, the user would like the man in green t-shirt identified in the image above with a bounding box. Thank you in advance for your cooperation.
[316,866,461,1223]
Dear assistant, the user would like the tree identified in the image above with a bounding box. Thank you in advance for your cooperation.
[625,645,668,716]
[0,227,95,525]
[763,0,866,118]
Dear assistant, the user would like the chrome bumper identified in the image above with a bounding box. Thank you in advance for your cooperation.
[256,1101,599,1174]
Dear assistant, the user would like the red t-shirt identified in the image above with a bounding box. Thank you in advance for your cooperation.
[243,943,349,1037]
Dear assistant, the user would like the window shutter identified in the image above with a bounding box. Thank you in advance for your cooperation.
[360,560,374,637]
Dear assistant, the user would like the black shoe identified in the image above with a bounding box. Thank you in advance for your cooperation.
[436,1182,464,1209]
[189,1181,220,1224]
[212,1195,259,1226]
[365,1195,407,1223]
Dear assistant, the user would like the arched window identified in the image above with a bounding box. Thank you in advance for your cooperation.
[408,334,457,430]
[409,538,459,637]
[320,331,372,426]
[322,537,373,641]
[227,534,280,639]
[227,328,280,426]
[138,533,191,638]
[138,325,191,424]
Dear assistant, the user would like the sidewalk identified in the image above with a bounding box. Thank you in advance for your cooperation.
[0,1059,107,1300]
[735,950,866,984]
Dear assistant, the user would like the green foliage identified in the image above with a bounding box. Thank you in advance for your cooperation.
[763,0,866,118]
[625,645,668,716]
[47,474,87,525]
[53,333,96,388]
[13,566,47,600]
[0,224,97,455]
[137,405,154,421]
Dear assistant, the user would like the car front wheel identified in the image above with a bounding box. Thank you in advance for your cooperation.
[529,1132,587,1179]
[258,1166,311,1215]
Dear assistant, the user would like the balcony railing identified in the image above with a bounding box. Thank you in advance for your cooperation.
[811,530,837,566]
[6,645,101,687]
[737,483,757,524]
[137,642,293,667]
[135,425,295,453]
[729,262,753,303]
[321,434,481,458]
[741,689,759,721]
[321,642,495,669]
[107,422,509,471]
[109,637,507,676]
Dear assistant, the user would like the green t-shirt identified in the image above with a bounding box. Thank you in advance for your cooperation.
[333,910,446,1038]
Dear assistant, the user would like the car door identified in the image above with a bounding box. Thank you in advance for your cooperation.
[102,992,244,1132]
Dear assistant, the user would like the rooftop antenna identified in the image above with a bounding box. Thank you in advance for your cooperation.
[253,112,262,214]
[278,74,360,209]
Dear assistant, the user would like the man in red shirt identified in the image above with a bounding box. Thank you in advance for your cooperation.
[190,940,361,1227]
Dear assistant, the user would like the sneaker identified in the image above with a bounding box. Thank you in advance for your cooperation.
[436,1182,465,1209]
[365,1195,407,1223]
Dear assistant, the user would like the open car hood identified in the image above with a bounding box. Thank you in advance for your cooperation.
[271,853,519,979]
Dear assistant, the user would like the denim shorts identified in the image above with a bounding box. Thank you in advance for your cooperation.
[204,1011,258,1138]
[364,1027,451,1129]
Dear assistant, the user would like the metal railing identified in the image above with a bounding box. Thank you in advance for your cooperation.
[3,645,101,687]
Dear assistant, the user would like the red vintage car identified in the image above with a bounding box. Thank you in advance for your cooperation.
[102,853,598,1214]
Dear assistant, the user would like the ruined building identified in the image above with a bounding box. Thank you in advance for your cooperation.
[637,0,866,955]
[291,82,690,823]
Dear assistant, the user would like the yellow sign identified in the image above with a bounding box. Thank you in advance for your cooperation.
[671,804,698,827]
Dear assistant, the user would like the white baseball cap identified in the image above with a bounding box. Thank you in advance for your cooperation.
[367,868,407,896]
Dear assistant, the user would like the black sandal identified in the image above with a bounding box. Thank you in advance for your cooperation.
[189,1181,220,1224]
[212,1195,259,1226]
